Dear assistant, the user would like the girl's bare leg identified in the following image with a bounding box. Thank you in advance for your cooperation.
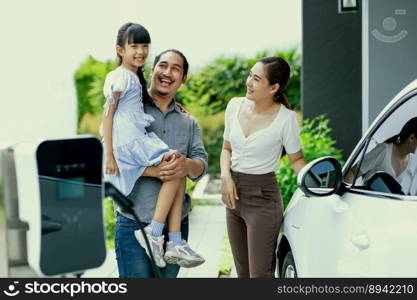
[167,178,186,233]
[153,178,182,223]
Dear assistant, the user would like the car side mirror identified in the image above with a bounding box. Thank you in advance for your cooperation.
[364,171,405,195]
[298,157,343,197]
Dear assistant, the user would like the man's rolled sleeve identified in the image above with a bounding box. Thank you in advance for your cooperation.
[188,118,208,182]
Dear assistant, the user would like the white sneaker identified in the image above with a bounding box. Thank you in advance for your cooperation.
[134,225,166,268]
[164,240,205,268]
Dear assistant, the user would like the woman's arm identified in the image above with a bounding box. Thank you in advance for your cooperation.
[287,151,307,175]
[220,140,232,178]
[220,140,238,209]
[344,165,364,184]
[103,92,121,175]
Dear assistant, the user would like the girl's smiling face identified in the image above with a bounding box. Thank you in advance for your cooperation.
[117,41,149,72]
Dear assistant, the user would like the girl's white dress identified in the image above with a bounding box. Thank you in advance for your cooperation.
[102,66,169,196]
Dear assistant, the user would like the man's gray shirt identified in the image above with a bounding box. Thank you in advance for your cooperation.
[116,100,208,223]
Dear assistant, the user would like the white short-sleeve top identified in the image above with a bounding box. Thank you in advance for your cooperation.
[360,142,415,194]
[223,97,301,174]
[402,153,417,195]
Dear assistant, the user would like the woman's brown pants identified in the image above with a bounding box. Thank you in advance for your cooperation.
[226,171,283,278]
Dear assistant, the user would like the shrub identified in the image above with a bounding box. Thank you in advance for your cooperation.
[276,115,344,208]
[103,197,116,248]
[198,112,225,174]
[74,56,116,126]
[218,234,234,277]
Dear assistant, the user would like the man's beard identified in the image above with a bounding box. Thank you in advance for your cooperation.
[156,89,169,97]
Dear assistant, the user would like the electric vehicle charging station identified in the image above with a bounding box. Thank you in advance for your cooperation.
[0,136,106,277]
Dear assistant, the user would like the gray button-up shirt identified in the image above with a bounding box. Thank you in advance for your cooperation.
[116,99,208,223]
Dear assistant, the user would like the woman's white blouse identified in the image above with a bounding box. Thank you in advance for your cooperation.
[360,142,416,195]
[223,97,301,175]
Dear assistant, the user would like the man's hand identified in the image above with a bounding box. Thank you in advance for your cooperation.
[159,152,189,181]
[142,160,169,180]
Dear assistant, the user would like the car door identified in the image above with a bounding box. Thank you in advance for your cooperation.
[297,83,417,277]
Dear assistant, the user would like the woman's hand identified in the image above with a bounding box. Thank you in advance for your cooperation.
[106,155,119,175]
[221,175,239,209]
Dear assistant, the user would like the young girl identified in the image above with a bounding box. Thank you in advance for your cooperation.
[102,22,204,268]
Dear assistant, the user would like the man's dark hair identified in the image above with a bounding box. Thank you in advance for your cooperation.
[153,49,189,76]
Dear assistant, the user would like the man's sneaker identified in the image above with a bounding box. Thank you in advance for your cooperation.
[134,225,166,268]
[164,240,205,268]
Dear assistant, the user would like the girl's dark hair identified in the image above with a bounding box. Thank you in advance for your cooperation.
[116,22,151,103]
[259,56,291,109]
[384,117,417,144]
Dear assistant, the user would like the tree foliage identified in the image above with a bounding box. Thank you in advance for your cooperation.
[74,56,116,125]
[176,49,301,119]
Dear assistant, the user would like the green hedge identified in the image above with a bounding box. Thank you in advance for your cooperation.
[276,115,345,208]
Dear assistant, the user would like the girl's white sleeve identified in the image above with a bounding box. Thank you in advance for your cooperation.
[103,69,130,116]
[282,111,301,154]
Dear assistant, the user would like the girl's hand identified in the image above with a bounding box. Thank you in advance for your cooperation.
[106,155,119,175]
[163,150,180,163]
[221,175,239,209]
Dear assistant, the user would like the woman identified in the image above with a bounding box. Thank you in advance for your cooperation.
[220,56,307,278]
[345,117,417,195]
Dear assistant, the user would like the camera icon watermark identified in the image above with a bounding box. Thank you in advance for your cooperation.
[371,9,407,43]
[3,281,20,297]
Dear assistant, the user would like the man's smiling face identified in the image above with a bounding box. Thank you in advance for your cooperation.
[150,51,187,97]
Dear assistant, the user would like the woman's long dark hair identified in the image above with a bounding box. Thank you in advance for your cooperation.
[116,22,151,103]
[259,56,291,109]
[384,117,417,144]
[258,56,293,157]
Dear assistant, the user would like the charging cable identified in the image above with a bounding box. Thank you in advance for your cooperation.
[104,182,162,278]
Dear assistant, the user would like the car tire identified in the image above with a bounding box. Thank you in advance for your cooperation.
[281,251,297,278]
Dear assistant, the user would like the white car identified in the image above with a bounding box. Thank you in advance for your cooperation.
[277,79,417,277]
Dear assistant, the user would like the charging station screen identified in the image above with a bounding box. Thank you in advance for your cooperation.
[57,177,85,200]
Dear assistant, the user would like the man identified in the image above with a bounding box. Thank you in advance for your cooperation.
[114,49,208,278]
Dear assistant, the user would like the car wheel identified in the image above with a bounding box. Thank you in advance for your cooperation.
[281,251,297,278]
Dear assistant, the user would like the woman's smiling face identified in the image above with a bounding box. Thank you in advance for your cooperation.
[246,62,278,102]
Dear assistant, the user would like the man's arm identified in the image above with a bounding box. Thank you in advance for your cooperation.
[186,157,205,179]
[186,118,208,180]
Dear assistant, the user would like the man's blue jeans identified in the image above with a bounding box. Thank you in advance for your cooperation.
[115,212,189,278]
